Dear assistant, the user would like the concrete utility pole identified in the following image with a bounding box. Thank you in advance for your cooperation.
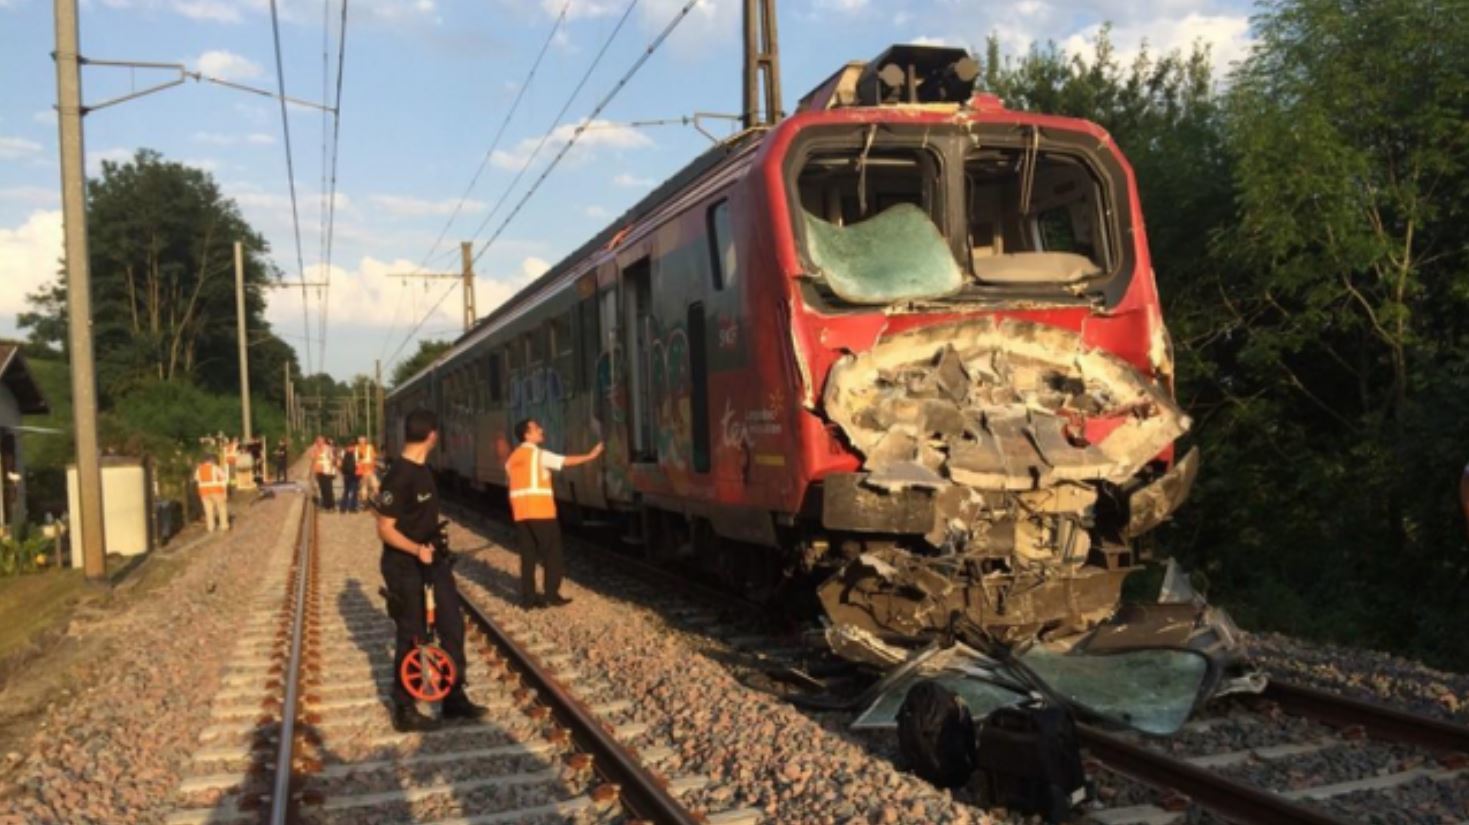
[375,359,384,446]
[362,380,371,443]
[55,0,106,581]
[234,241,253,441]
[283,361,293,451]
[387,240,477,333]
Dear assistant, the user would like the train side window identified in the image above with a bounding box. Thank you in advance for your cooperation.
[707,200,737,291]
[687,302,711,473]
[487,352,502,404]
[576,297,597,393]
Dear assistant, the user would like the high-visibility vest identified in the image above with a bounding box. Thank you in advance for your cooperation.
[314,448,336,476]
[354,444,376,475]
[505,444,556,521]
[196,463,227,497]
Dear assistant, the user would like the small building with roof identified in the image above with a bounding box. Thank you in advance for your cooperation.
[0,342,52,535]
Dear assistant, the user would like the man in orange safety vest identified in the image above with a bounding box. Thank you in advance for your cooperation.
[196,454,230,532]
[505,418,602,609]
[354,435,379,504]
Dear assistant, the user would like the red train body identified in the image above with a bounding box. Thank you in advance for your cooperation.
[385,47,1196,655]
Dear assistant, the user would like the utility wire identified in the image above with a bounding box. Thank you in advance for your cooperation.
[461,0,640,259]
[384,0,700,373]
[376,0,571,365]
[267,0,313,375]
[319,0,350,374]
[470,0,702,267]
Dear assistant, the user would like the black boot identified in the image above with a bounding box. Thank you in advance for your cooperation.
[391,701,438,732]
[442,691,489,721]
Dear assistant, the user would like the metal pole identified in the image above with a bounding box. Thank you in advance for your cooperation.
[363,379,371,443]
[460,240,475,332]
[234,241,252,441]
[283,362,293,453]
[375,359,384,446]
[55,0,107,581]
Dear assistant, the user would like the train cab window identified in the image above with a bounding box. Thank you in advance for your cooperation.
[706,200,737,291]
[794,145,961,304]
[965,147,1109,285]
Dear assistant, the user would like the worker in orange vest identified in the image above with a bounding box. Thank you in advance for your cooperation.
[505,418,602,609]
[196,454,230,532]
[355,435,379,504]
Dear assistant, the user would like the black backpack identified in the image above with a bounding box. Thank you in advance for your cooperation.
[896,680,977,789]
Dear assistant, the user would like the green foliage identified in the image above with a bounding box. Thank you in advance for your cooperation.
[18,150,299,405]
[986,3,1469,669]
[391,340,451,388]
[0,531,51,577]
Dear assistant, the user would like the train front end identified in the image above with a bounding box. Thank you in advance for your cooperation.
[768,46,1198,659]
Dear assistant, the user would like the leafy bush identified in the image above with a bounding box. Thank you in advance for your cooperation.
[0,531,52,577]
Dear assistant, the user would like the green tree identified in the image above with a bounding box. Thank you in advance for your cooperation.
[391,339,451,388]
[1179,0,1469,660]
[18,150,296,402]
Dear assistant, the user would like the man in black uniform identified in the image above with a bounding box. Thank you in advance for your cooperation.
[375,409,487,732]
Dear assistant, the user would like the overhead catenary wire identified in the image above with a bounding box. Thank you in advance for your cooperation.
[470,0,703,268]
[460,0,641,261]
[266,0,314,375]
[318,0,350,374]
[376,0,572,366]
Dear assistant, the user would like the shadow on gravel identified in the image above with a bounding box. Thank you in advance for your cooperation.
[339,579,397,707]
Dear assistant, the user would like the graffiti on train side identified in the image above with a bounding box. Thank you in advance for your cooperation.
[508,365,568,453]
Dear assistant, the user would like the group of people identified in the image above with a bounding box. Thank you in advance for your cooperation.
[373,410,602,732]
[309,435,381,514]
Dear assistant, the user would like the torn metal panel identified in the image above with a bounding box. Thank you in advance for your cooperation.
[1124,446,1199,538]
[816,316,1192,657]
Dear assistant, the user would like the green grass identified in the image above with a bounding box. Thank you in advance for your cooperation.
[0,567,91,662]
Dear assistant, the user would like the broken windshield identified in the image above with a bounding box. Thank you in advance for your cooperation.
[802,204,963,304]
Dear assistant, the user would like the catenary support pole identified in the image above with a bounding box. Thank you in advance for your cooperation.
[55,0,107,581]
[375,359,383,445]
[284,361,293,453]
[234,241,252,441]
[460,240,476,331]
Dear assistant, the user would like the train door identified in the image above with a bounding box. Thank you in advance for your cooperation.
[622,256,654,461]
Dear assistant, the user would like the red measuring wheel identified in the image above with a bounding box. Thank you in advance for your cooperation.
[399,580,457,702]
[400,642,457,702]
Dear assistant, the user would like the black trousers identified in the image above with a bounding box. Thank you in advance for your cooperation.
[315,473,335,510]
[516,518,564,599]
[381,551,468,707]
[274,459,287,482]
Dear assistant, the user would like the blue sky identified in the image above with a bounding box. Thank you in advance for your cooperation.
[0,0,1254,382]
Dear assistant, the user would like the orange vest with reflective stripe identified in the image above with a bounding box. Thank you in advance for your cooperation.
[354,444,376,475]
[314,448,336,476]
[506,444,556,521]
[197,463,227,497]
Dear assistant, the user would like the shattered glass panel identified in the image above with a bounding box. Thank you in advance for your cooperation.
[853,669,1027,730]
[1020,647,1208,736]
[803,204,963,304]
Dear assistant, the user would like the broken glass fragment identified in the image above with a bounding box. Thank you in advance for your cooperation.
[803,204,963,304]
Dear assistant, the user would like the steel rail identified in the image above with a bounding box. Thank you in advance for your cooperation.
[1078,724,1352,825]
[1264,679,1469,755]
[268,497,314,825]
[457,592,702,825]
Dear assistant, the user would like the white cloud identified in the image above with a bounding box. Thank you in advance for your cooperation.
[86,148,133,176]
[0,186,59,207]
[194,49,263,80]
[584,205,609,218]
[0,210,64,323]
[367,194,486,217]
[814,0,866,12]
[0,136,43,161]
[191,130,275,146]
[612,172,655,188]
[911,35,962,48]
[173,0,244,21]
[32,110,56,126]
[1061,13,1253,75]
[539,0,622,19]
[490,120,653,171]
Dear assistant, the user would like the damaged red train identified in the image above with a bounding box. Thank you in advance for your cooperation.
[384,45,1198,661]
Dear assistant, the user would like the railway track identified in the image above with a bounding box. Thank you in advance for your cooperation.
[441,497,1469,825]
[162,488,756,824]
